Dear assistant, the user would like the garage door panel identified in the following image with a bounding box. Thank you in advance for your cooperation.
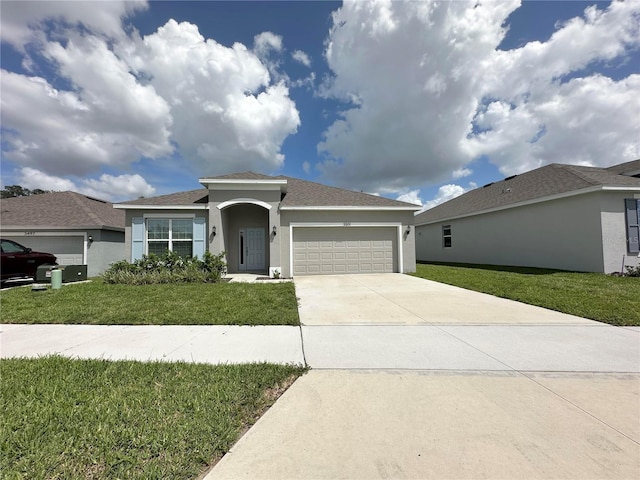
[4,235,84,266]
[293,227,397,276]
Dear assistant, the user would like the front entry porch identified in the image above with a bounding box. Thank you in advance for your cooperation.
[220,203,270,275]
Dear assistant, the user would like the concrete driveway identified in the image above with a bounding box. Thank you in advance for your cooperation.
[206,274,640,480]
[295,273,597,325]
[295,274,639,372]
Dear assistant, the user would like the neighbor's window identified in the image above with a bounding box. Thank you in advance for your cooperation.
[147,218,193,257]
[442,225,452,248]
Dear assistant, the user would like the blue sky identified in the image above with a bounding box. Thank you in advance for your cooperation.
[1,1,638,207]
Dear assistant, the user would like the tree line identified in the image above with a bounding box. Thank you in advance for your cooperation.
[1,185,53,199]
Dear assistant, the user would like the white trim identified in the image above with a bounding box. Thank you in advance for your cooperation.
[200,179,287,191]
[288,222,403,277]
[143,213,196,219]
[200,178,287,185]
[415,185,640,226]
[281,206,419,211]
[2,231,87,237]
[217,198,273,210]
[114,204,208,210]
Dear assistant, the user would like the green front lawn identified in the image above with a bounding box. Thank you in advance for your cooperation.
[411,263,640,326]
[0,281,300,325]
[0,356,305,479]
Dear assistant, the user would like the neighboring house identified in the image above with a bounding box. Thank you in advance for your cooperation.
[0,192,125,276]
[114,172,419,277]
[415,160,640,274]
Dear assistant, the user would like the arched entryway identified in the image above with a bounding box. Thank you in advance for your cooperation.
[220,202,270,274]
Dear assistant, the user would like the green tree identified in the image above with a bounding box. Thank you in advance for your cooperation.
[1,185,51,198]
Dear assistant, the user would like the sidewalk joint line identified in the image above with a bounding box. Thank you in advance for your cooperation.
[518,371,640,447]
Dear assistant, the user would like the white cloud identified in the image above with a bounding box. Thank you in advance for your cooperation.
[0,0,148,49]
[468,74,640,175]
[17,167,155,202]
[422,184,468,211]
[17,167,76,192]
[396,190,422,206]
[292,50,311,67]
[253,31,283,56]
[302,161,311,174]
[1,67,173,176]
[1,11,300,181]
[452,168,472,179]
[319,0,640,194]
[126,20,300,174]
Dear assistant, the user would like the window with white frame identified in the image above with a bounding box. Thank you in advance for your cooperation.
[442,225,452,248]
[147,218,193,257]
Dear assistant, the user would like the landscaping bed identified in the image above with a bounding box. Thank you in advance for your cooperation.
[0,356,304,479]
[411,263,640,326]
[0,280,300,325]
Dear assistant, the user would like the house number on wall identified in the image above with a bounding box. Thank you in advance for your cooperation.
[24,231,36,236]
[343,222,351,227]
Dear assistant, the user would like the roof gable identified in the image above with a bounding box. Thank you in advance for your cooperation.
[1,191,124,229]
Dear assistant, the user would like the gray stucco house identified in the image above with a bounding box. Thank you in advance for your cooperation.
[0,191,125,276]
[415,160,640,274]
[114,172,419,277]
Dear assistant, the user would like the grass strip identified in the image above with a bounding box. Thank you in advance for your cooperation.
[0,281,300,325]
[0,356,305,479]
[411,263,640,326]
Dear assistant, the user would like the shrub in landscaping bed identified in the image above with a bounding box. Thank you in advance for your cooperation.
[624,265,640,277]
[102,251,226,284]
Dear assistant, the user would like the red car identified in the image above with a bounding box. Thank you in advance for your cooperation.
[0,239,57,284]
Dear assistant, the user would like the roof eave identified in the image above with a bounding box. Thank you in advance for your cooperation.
[415,185,640,226]
[280,205,420,211]
[1,225,125,232]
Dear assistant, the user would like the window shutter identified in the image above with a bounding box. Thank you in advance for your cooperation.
[625,199,639,254]
[132,217,145,261]
[192,217,206,259]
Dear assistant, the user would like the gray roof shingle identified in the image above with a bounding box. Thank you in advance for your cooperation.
[606,159,640,176]
[1,191,125,229]
[415,161,640,225]
[117,189,209,206]
[117,173,418,209]
[279,176,415,208]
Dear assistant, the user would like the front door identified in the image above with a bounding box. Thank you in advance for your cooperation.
[239,228,265,271]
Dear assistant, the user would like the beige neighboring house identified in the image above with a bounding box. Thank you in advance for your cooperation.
[0,191,125,276]
[415,159,640,274]
[114,172,419,277]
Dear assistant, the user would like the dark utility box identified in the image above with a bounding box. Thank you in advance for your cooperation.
[60,265,88,283]
[36,264,56,282]
[35,265,88,283]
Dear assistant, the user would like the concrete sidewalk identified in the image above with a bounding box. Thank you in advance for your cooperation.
[0,324,305,365]
[206,369,640,480]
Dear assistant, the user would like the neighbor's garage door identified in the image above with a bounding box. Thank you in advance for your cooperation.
[4,236,84,265]
[293,227,396,275]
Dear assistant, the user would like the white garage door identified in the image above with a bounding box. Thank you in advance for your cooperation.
[293,227,397,275]
[4,236,84,265]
